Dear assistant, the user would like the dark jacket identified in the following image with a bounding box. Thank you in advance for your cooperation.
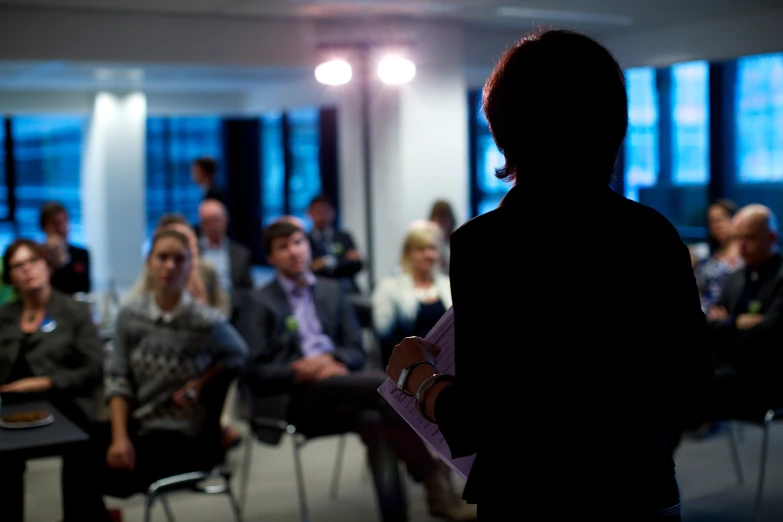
[434,185,712,517]
[228,241,254,291]
[0,290,104,422]
[708,253,783,375]
[308,229,363,293]
[50,245,90,296]
[237,276,364,440]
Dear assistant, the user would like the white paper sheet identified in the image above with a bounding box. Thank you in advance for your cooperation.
[377,307,476,481]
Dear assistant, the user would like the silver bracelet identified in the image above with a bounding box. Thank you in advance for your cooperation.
[415,373,456,424]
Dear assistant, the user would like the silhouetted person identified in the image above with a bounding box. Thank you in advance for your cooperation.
[387,29,712,521]
[191,156,229,208]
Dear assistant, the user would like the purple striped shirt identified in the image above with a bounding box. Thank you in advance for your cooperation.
[278,272,336,358]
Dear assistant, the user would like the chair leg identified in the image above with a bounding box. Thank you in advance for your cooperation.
[754,410,775,522]
[144,495,156,522]
[726,422,745,486]
[238,432,254,515]
[330,435,348,499]
[160,495,175,522]
[292,435,311,522]
[225,482,244,522]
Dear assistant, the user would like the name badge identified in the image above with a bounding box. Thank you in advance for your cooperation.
[40,317,57,333]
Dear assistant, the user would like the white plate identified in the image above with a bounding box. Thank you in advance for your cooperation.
[0,412,55,429]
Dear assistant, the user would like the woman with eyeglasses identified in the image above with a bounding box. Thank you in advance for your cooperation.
[0,238,110,522]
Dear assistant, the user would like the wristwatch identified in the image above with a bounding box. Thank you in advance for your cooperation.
[397,360,434,396]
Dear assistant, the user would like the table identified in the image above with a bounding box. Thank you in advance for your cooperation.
[0,401,89,460]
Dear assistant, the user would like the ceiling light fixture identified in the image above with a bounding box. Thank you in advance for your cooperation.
[314,59,353,85]
[377,55,416,85]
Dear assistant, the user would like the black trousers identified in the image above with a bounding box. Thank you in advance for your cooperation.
[288,371,440,522]
[0,418,223,522]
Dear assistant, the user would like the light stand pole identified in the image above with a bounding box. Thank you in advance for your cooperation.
[315,42,414,294]
[356,44,376,292]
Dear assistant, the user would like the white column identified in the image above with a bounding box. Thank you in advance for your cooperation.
[81,92,147,292]
[339,24,469,287]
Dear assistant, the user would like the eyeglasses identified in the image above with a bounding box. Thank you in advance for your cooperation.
[9,256,43,273]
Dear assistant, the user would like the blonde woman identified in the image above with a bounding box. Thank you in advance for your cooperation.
[373,220,452,367]
[130,215,230,317]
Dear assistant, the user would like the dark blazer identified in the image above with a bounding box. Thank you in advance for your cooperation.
[0,290,104,422]
[308,229,363,293]
[237,276,364,435]
[50,244,90,295]
[228,241,254,290]
[435,185,712,517]
[708,253,783,374]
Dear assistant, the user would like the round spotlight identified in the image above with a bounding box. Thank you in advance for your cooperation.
[377,56,416,85]
[315,59,353,86]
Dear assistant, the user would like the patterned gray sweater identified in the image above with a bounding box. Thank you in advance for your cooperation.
[105,292,248,436]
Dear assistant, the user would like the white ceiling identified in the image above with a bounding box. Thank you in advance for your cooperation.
[1,0,781,35]
[1,0,782,93]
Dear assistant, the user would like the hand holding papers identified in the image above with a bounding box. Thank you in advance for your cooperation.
[378,307,476,481]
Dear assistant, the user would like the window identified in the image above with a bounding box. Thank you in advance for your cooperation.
[145,117,223,235]
[469,92,509,217]
[0,116,86,254]
[287,107,322,225]
[671,61,710,185]
[624,67,659,201]
[260,112,285,226]
[0,121,6,220]
[736,53,783,183]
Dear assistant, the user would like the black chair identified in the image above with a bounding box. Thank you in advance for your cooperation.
[109,371,243,522]
[725,408,783,522]
[236,385,360,522]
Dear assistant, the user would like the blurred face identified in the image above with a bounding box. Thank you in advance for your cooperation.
[708,205,733,246]
[199,205,227,243]
[734,215,776,268]
[8,245,51,293]
[44,211,69,239]
[147,236,192,291]
[408,242,440,275]
[191,165,208,185]
[308,202,334,231]
[268,231,311,279]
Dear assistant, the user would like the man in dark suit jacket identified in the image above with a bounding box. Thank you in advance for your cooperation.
[238,220,474,522]
[40,202,90,295]
[306,194,363,294]
[706,204,783,418]
[198,199,254,294]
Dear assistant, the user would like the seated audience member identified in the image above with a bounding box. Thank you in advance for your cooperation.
[306,194,363,294]
[695,199,742,311]
[198,198,254,297]
[373,220,452,367]
[240,221,475,522]
[198,198,253,447]
[40,202,91,295]
[103,229,247,496]
[706,204,783,419]
[131,213,230,317]
[428,200,457,273]
[0,239,109,522]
